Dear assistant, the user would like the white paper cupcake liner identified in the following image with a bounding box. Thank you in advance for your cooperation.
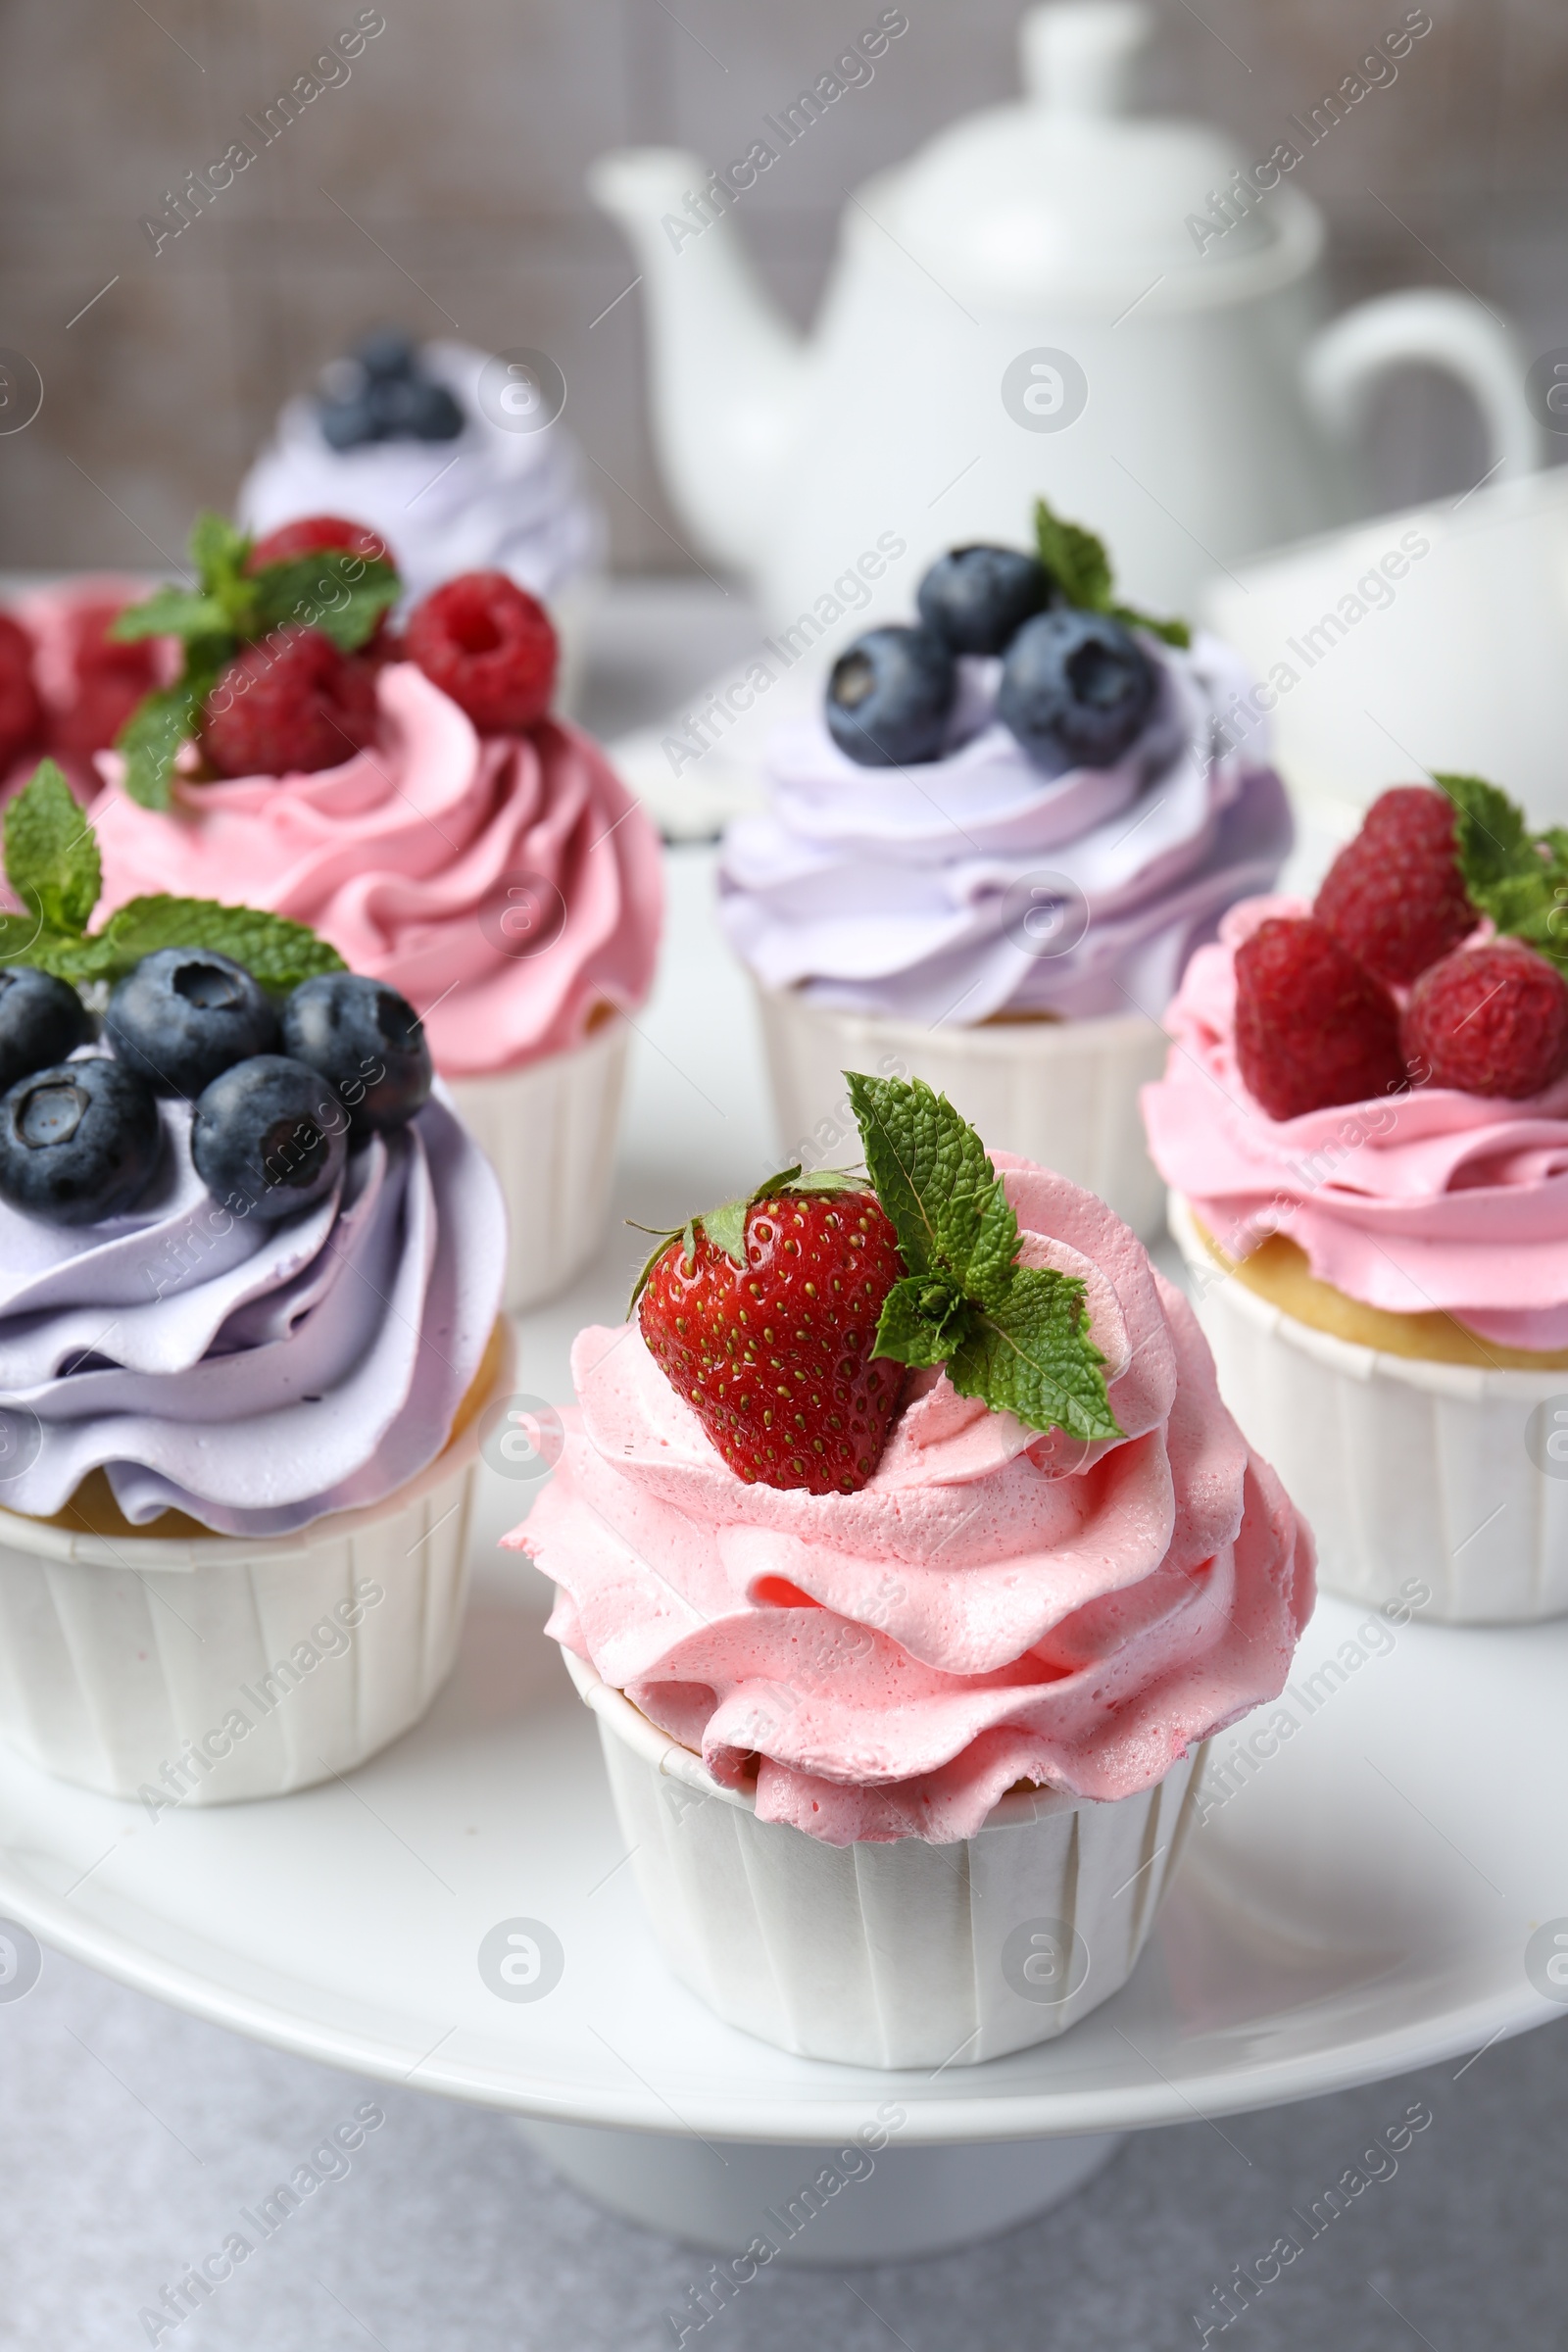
[0,1331,515,1804]
[754,984,1169,1241]
[446,1015,630,1313]
[564,1646,1205,2069]
[1170,1192,1568,1624]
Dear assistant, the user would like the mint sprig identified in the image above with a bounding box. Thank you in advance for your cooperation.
[1436,772,1568,971]
[1034,497,1191,651]
[847,1071,1122,1446]
[0,761,345,992]
[107,510,401,810]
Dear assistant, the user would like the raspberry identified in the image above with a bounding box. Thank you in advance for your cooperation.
[1314,786,1475,985]
[52,599,160,764]
[246,514,386,570]
[1402,940,1568,1099]
[0,613,43,770]
[201,626,379,779]
[404,570,557,731]
[1235,915,1405,1120]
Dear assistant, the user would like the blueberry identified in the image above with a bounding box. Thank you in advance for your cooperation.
[106,949,279,1099]
[998,609,1158,776]
[405,379,465,441]
[318,395,381,450]
[354,328,417,381]
[191,1055,349,1222]
[368,374,465,443]
[280,973,432,1134]
[825,626,956,767]
[0,968,93,1095]
[915,545,1055,656]
[0,1057,162,1228]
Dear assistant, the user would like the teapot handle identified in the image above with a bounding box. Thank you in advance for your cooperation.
[1302,289,1544,487]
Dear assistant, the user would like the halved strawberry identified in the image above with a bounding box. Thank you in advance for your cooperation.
[632,1169,906,1495]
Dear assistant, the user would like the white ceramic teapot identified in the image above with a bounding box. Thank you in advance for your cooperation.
[591,0,1542,629]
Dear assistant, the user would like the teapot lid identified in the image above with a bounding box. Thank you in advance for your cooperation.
[866,1,1320,315]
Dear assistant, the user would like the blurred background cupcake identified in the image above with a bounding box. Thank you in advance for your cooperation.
[238,329,605,709]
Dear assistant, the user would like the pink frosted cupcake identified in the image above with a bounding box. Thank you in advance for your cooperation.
[1145,775,1568,1623]
[513,1074,1312,2066]
[48,513,662,1310]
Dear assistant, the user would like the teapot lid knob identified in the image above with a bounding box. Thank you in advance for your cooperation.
[1020,0,1151,116]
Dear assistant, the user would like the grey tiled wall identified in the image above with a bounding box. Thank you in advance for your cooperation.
[3,0,1565,572]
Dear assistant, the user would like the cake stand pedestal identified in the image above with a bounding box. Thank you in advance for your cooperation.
[515,2119,1125,2261]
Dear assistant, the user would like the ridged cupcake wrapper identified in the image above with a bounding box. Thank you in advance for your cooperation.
[753,984,1170,1242]
[446,1017,630,1314]
[0,1334,515,1803]
[1170,1192,1568,1624]
[564,1647,1205,2070]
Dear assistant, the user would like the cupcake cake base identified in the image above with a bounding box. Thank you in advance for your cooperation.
[447,1016,630,1314]
[0,1323,514,1802]
[1171,1193,1568,1624]
[564,1647,1206,2070]
[755,983,1168,1242]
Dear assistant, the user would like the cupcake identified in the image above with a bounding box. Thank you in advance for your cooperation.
[237,329,603,701]
[0,761,511,1801]
[73,511,662,1312]
[511,1073,1312,2067]
[720,506,1292,1240]
[1145,773,1568,1624]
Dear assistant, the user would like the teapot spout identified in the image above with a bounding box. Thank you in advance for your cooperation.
[589,148,808,576]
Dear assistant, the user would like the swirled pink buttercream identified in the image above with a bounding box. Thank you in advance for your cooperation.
[512,1158,1312,1845]
[87,661,662,1077]
[1142,894,1568,1349]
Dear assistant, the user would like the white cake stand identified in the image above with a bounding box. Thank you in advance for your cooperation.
[0,1533,1564,2259]
[1,849,1564,2261]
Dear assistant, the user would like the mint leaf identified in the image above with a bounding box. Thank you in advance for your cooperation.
[116,682,202,811]
[109,586,231,643]
[251,553,401,654]
[949,1267,1119,1445]
[848,1068,1122,1443]
[1437,771,1536,892]
[847,1069,1020,1306]
[873,1273,975,1369]
[190,509,250,575]
[1112,602,1192,651]
[1034,499,1113,611]
[61,899,347,992]
[848,1070,980,1276]
[1031,499,1191,646]
[1437,771,1568,971]
[0,910,56,968]
[118,643,230,810]
[1472,867,1568,968]
[4,761,101,937]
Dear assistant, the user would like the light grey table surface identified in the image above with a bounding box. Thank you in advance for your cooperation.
[1,584,1564,2352]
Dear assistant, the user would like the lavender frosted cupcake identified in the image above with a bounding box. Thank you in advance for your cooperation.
[0,764,510,1802]
[720,505,1291,1237]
